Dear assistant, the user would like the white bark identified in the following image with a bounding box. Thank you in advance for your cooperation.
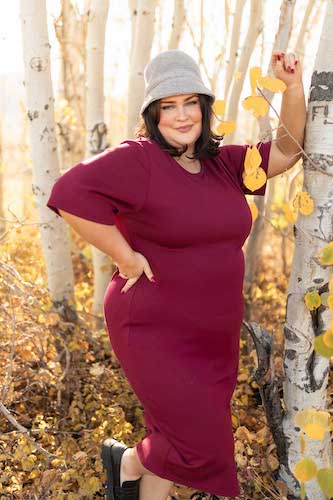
[85,0,111,314]
[294,0,317,57]
[244,0,297,302]
[57,0,87,167]
[224,0,246,103]
[223,0,263,146]
[279,1,333,496]
[0,120,4,235]
[128,0,138,65]
[127,0,158,138]
[168,0,185,50]
[20,0,75,306]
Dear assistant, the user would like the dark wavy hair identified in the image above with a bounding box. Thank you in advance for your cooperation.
[133,94,224,161]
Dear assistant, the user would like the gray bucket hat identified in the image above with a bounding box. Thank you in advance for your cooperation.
[140,49,215,115]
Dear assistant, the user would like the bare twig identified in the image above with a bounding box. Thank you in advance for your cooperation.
[256,85,333,176]
[0,401,58,459]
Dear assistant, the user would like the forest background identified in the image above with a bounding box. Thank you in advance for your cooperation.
[0,0,332,499]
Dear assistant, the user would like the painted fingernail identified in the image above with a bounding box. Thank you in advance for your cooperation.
[295,60,298,65]
[291,68,295,73]
[121,289,125,294]
[287,66,291,70]
[277,55,281,61]
[150,276,156,283]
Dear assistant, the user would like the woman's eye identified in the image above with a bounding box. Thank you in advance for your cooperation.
[162,101,198,110]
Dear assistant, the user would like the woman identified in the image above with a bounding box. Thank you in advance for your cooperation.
[47,49,305,500]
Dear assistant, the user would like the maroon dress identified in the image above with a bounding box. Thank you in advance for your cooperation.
[47,136,271,497]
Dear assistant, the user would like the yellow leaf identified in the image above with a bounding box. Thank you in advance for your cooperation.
[82,245,92,261]
[216,121,236,136]
[242,95,269,118]
[249,66,262,95]
[21,455,37,471]
[317,242,333,266]
[323,329,333,348]
[243,167,266,192]
[303,423,327,440]
[213,99,225,115]
[293,191,314,216]
[320,291,331,307]
[244,145,262,174]
[282,203,297,223]
[37,313,47,324]
[300,433,306,455]
[304,291,321,310]
[232,415,238,428]
[328,295,333,310]
[248,202,258,223]
[295,408,331,440]
[79,476,101,495]
[314,333,333,359]
[316,467,333,498]
[257,75,287,93]
[293,457,317,483]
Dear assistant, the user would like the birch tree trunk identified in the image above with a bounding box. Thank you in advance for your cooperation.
[278,1,333,496]
[20,0,76,317]
[168,0,185,50]
[128,0,138,65]
[224,0,246,104]
[244,0,297,316]
[127,0,158,138]
[0,121,5,235]
[223,0,263,146]
[85,0,111,315]
[56,0,87,168]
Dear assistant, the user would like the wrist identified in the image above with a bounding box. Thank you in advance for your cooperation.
[116,248,136,268]
[285,83,305,95]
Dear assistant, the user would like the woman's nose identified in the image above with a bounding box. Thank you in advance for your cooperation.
[176,106,188,119]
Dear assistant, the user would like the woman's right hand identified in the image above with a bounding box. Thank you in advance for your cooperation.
[115,251,155,293]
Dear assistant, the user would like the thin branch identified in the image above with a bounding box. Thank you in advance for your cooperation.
[256,85,333,177]
[0,402,58,459]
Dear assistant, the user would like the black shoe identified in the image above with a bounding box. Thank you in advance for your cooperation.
[101,438,141,499]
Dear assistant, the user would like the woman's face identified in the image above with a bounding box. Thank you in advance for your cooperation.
[157,93,202,152]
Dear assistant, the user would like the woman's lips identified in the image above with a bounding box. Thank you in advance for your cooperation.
[177,125,193,133]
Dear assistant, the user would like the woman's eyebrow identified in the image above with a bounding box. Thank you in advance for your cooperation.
[160,94,198,104]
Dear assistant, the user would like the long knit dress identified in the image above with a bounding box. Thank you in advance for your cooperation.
[47,136,272,497]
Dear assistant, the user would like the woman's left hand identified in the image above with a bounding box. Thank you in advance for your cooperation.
[271,50,303,90]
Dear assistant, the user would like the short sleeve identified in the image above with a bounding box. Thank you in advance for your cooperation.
[221,140,272,196]
[46,140,150,225]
